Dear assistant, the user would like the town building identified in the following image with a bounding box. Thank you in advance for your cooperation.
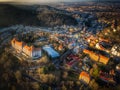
[99,38,109,43]
[58,44,63,51]
[86,35,96,42]
[11,38,41,58]
[99,55,109,65]
[83,49,109,65]
[111,45,120,57]
[11,38,24,52]
[95,43,106,51]
[116,64,120,73]
[79,71,90,84]
[23,45,41,58]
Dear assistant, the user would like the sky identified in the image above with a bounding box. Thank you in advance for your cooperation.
[0,0,119,3]
[0,0,90,3]
[0,0,76,2]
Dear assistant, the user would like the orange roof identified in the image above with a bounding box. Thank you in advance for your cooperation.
[83,49,92,54]
[79,71,90,84]
[11,38,23,47]
[23,45,34,51]
[83,49,97,56]
[99,55,109,65]
[23,45,41,52]
[80,71,90,77]
[83,49,99,61]
[58,45,63,50]
[15,41,23,46]
[90,53,99,62]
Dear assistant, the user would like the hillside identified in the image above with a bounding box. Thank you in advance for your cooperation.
[0,4,78,27]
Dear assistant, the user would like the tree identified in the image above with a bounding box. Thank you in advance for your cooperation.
[92,68,99,78]
[31,82,40,90]
[61,85,67,90]
[62,71,68,79]
[14,70,22,83]
[37,68,44,74]
[90,64,100,78]
[89,79,99,90]
[48,74,55,83]
[48,86,52,90]
[11,85,16,90]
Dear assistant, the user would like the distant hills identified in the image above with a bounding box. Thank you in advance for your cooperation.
[0,4,78,27]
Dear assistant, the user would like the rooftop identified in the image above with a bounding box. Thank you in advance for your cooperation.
[43,45,60,58]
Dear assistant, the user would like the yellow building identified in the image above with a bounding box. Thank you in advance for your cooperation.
[99,55,109,65]
[90,53,99,62]
[79,71,90,84]
[83,49,109,65]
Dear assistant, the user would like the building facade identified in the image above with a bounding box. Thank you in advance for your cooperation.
[11,38,41,58]
[79,71,90,84]
[83,49,109,65]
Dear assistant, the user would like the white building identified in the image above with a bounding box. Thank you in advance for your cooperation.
[111,45,120,57]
